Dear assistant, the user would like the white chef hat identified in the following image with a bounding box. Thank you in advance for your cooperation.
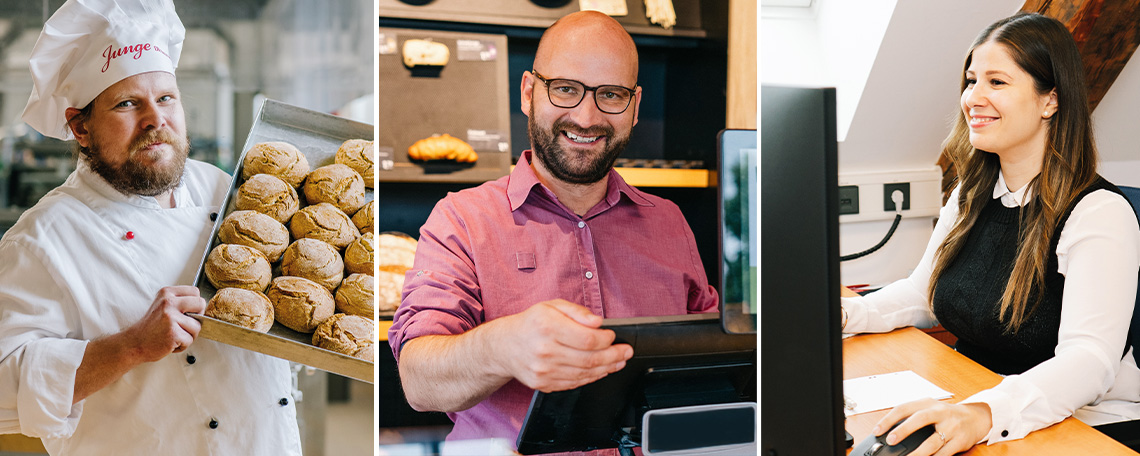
[21,0,185,140]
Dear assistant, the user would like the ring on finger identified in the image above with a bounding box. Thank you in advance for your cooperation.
[938,431,947,443]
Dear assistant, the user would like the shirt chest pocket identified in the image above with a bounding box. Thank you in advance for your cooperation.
[480,248,582,320]
[515,252,536,270]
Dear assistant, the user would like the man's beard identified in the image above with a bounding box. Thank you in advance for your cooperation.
[528,110,629,185]
[81,129,189,197]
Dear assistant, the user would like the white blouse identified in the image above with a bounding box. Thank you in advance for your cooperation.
[843,172,1140,444]
[0,159,302,455]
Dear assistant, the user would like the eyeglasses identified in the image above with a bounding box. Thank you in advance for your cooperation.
[532,70,636,115]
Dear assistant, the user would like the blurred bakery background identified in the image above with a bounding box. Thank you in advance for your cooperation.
[378,0,755,454]
[0,1,374,455]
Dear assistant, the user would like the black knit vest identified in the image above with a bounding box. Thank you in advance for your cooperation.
[932,177,1124,375]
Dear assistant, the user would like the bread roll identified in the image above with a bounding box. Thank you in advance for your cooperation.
[335,139,375,188]
[205,244,272,292]
[303,164,367,215]
[312,314,375,360]
[378,232,417,274]
[351,344,375,363]
[290,203,359,251]
[218,210,290,262]
[336,273,374,318]
[205,288,274,333]
[242,141,310,187]
[407,134,477,162]
[378,270,404,312]
[402,39,450,67]
[267,276,335,333]
[351,200,374,234]
[345,233,374,275]
[281,238,344,291]
[235,174,300,224]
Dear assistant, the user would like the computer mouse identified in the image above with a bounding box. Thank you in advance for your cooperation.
[850,422,937,456]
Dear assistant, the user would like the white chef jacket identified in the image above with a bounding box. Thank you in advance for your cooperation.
[843,172,1140,444]
[0,158,302,455]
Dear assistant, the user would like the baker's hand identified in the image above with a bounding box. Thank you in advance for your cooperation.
[486,299,633,393]
[125,286,206,362]
[873,398,993,456]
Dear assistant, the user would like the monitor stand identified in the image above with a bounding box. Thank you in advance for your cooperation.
[615,433,638,456]
[614,369,747,456]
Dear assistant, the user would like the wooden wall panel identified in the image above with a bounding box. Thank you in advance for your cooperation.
[727,0,756,129]
[1022,0,1140,111]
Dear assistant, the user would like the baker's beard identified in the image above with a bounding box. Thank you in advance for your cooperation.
[81,129,190,197]
[528,111,629,185]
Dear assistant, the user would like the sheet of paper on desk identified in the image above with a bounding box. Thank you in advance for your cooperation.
[843,370,953,416]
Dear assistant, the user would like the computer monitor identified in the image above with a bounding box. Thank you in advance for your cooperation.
[719,129,758,334]
[514,313,756,455]
[759,85,846,454]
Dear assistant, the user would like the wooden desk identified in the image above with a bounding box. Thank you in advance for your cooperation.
[844,328,1136,455]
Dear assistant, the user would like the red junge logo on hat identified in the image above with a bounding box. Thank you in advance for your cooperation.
[101,43,170,73]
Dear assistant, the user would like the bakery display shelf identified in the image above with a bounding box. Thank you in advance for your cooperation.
[192,99,375,382]
[379,158,510,184]
[379,320,394,342]
[378,0,708,39]
[379,28,513,185]
[614,167,713,188]
[192,314,373,383]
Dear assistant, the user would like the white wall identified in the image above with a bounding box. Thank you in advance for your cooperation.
[1093,42,1140,188]
[762,0,1021,286]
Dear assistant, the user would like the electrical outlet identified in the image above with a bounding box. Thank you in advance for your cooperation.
[884,183,911,212]
[838,185,859,215]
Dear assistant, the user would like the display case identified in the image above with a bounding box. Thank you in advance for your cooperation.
[379,28,513,183]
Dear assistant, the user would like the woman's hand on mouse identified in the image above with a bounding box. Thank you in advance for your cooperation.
[873,398,992,456]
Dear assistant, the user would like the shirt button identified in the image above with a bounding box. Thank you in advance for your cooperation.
[279,397,290,406]
[210,212,218,221]
[186,355,196,365]
[208,419,219,429]
[585,271,594,279]
[1000,430,1008,438]
[577,221,585,228]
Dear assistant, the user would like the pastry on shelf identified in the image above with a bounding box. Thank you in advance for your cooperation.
[407,134,478,163]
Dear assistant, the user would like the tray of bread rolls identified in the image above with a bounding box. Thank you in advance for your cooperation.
[191,99,376,383]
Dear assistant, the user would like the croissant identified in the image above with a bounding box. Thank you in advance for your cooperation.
[407,134,478,163]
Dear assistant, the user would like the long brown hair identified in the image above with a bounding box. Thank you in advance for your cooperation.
[929,13,1099,333]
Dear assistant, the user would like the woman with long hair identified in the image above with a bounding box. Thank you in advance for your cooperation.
[843,12,1140,454]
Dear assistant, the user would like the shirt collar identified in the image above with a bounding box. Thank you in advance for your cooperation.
[992,170,1033,208]
[507,150,654,214]
[76,157,188,209]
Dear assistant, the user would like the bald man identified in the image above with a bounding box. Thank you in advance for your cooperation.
[388,12,719,449]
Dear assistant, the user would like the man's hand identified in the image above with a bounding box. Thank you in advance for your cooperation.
[123,286,206,362]
[74,286,207,404]
[485,299,633,393]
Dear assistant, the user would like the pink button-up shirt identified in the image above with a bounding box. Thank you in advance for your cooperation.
[388,150,718,449]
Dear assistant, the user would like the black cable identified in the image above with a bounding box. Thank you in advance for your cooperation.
[840,213,902,262]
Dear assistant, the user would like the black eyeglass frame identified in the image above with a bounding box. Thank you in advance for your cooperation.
[531,70,638,115]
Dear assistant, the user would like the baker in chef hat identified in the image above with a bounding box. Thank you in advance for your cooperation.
[21,0,184,141]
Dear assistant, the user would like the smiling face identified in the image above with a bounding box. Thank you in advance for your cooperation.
[961,41,1056,164]
[522,12,642,185]
[67,71,189,197]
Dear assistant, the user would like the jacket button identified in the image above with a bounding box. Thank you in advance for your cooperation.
[210,212,218,221]
[279,397,289,406]
[186,355,196,365]
[209,419,219,429]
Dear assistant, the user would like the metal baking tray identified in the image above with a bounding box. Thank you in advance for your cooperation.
[191,99,375,383]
